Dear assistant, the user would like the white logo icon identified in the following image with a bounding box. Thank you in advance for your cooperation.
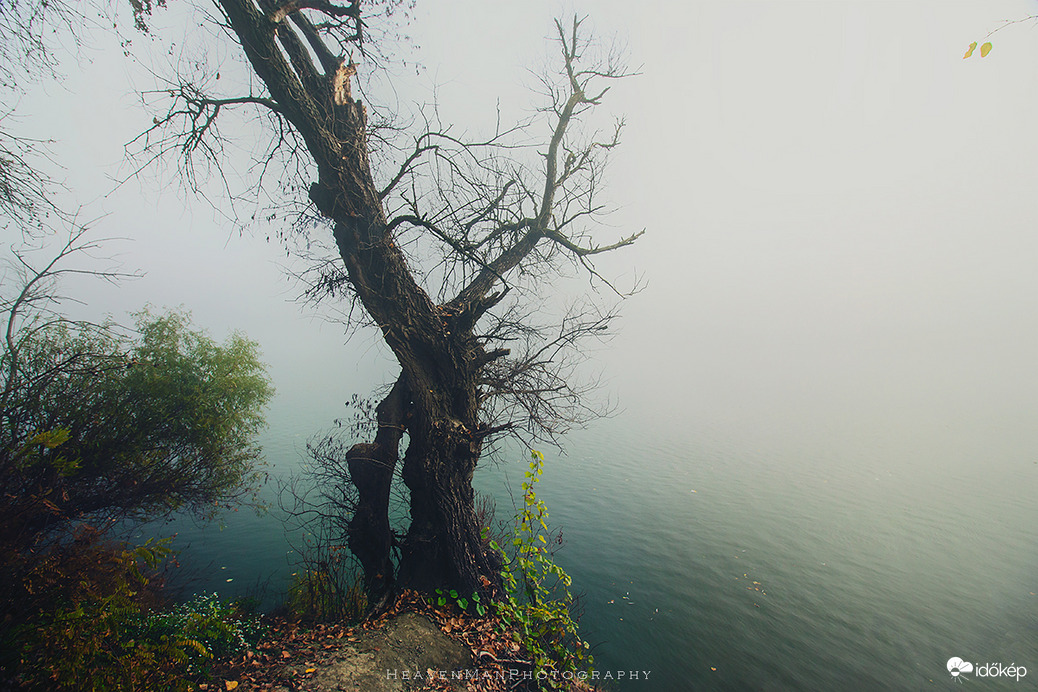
[948,657,974,678]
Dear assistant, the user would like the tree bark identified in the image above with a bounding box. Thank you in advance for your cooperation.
[398,415,501,594]
[345,375,408,597]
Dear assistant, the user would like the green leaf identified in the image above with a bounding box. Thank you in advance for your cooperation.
[963,41,977,59]
[30,428,71,449]
[980,42,992,57]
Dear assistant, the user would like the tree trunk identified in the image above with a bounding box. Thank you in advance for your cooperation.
[396,418,501,594]
[214,0,516,599]
[345,376,408,598]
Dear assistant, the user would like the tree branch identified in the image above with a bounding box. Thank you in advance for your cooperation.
[542,227,643,257]
[269,0,359,25]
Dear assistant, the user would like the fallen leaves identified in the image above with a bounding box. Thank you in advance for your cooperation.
[205,617,355,691]
[203,589,585,692]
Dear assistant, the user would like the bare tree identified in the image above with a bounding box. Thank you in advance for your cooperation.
[141,1,640,601]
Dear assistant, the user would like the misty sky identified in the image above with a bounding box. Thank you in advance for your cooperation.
[11,0,1038,455]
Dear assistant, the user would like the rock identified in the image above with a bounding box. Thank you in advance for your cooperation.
[294,612,472,691]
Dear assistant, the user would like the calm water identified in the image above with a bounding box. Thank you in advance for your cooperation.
[151,385,1038,691]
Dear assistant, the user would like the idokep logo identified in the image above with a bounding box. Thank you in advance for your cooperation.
[946,657,1028,682]
[947,657,973,679]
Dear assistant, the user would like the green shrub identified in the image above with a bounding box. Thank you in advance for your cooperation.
[13,537,202,691]
[488,451,593,687]
[0,309,273,567]
[137,593,266,671]
[10,533,265,691]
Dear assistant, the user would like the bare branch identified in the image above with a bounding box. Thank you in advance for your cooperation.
[379,137,438,199]
[0,122,61,234]
[269,0,359,25]
[1,229,138,420]
[289,10,341,74]
[542,227,644,257]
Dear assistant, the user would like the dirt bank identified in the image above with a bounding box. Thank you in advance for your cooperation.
[206,591,591,692]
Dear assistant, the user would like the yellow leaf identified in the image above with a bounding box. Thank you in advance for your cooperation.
[963,41,977,59]
[980,42,992,57]
[224,682,239,691]
[305,668,317,674]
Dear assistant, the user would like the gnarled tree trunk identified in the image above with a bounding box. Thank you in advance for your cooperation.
[398,410,501,594]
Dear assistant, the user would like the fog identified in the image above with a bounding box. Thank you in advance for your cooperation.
[10,0,1038,461]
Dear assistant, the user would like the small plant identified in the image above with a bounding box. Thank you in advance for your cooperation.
[139,592,266,668]
[489,450,592,687]
[284,563,368,621]
[434,588,487,617]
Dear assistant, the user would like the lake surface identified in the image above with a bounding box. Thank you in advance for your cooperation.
[151,377,1038,691]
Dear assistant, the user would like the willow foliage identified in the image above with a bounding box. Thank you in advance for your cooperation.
[0,309,274,550]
